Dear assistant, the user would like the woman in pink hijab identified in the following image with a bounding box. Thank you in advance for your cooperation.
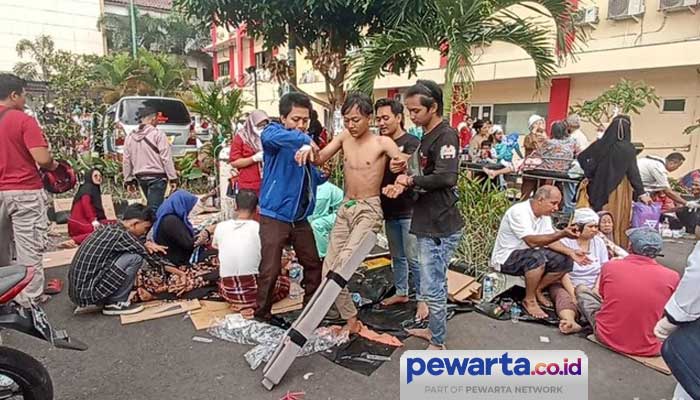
[230,110,269,195]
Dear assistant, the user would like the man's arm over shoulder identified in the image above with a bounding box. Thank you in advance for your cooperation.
[262,124,311,152]
[413,129,459,190]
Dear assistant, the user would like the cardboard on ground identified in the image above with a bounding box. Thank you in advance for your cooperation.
[586,334,671,375]
[120,299,201,325]
[189,296,304,330]
[43,248,78,269]
[447,270,481,302]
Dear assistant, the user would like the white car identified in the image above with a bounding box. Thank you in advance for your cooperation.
[103,96,196,155]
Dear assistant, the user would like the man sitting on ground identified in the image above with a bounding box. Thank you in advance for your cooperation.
[638,152,687,208]
[491,185,590,318]
[68,204,167,315]
[216,190,290,319]
[577,228,679,356]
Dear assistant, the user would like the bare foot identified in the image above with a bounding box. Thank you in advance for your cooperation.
[559,319,582,334]
[536,290,554,308]
[57,239,78,249]
[406,328,432,342]
[343,317,363,334]
[415,301,429,321]
[522,298,548,319]
[240,308,255,319]
[483,168,497,179]
[380,295,409,306]
[427,344,446,350]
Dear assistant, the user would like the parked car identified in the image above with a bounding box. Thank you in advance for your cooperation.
[190,114,213,143]
[103,96,196,155]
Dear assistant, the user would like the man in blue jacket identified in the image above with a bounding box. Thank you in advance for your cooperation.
[255,92,326,321]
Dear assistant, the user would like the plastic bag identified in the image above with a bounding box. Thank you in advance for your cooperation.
[631,202,662,230]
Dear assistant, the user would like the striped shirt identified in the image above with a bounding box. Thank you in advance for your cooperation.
[68,223,158,306]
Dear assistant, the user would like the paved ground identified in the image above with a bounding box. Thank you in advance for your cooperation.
[3,239,694,400]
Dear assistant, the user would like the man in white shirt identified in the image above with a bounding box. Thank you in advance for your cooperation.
[637,153,687,206]
[565,114,589,154]
[214,190,289,318]
[491,185,589,318]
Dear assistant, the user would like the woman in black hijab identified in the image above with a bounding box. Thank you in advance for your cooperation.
[67,168,111,244]
[577,115,652,247]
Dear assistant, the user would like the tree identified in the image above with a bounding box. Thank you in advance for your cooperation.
[569,79,660,129]
[187,82,250,140]
[92,53,141,103]
[136,50,193,96]
[350,0,583,114]
[175,0,398,118]
[13,35,56,81]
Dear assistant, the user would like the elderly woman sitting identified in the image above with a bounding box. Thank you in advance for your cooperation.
[550,208,609,334]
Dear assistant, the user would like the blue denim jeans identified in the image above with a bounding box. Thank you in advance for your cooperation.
[418,230,462,347]
[385,218,423,300]
[662,318,700,400]
[104,254,144,304]
[562,182,577,217]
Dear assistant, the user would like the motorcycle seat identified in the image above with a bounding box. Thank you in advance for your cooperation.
[0,265,29,297]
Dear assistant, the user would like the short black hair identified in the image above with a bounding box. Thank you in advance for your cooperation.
[341,92,373,117]
[481,141,492,148]
[405,79,443,116]
[551,121,569,140]
[236,190,258,212]
[279,92,313,117]
[123,204,155,223]
[374,98,405,129]
[667,152,686,163]
[0,73,26,100]
[473,119,490,132]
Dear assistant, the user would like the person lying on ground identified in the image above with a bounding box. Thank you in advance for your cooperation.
[153,190,215,266]
[216,190,289,319]
[490,185,591,319]
[382,80,465,350]
[374,97,427,321]
[63,168,116,248]
[638,152,687,208]
[552,208,609,334]
[577,227,679,356]
[67,204,167,316]
[254,92,325,324]
[296,92,408,334]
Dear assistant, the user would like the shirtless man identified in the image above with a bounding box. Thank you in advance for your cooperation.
[296,92,407,332]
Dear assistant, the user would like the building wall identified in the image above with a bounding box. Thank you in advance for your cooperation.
[0,0,105,73]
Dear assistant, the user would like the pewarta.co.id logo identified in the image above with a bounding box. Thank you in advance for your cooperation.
[400,350,588,400]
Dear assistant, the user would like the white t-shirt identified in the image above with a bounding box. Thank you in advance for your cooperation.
[491,200,555,268]
[638,155,669,192]
[560,236,609,288]
[570,129,590,153]
[213,220,261,277]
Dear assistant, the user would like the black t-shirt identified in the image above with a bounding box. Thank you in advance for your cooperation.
[411,121,465,237]
[155,215,195,265]
[380,133,421,220]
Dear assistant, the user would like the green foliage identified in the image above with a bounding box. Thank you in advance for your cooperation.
[99,10,209,56]
[13,35,55,81]
[454,174,512,280]
[350,0,584,114]
[187,83,249,144]
[569,79,660,128]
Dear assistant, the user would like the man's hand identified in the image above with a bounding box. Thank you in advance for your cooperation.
[639,193,653,205]
[569,249,592,266]
[654,316,677,341]
[382,184,406,199]
[561,225,581,239]
[395,174,413,188]
[389,154,409,174]
[295,144,315,166]
[145,241,167,255]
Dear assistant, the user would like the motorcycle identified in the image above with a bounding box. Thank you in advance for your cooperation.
[0,266,87,400]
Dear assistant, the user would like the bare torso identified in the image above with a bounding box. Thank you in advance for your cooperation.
[341,134,387,200]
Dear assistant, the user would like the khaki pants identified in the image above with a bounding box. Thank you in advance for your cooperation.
[324,197,383,320]
[0,189,49,306]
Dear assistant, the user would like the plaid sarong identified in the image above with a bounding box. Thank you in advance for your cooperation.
[219,274,290,309]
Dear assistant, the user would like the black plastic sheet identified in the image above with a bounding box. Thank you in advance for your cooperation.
[321,335,396,376]
[476,286,559,326]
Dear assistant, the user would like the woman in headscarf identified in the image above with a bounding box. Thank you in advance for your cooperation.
[577,115,652,247]
[153,190,214,265]
[230,110,269,195]
[67,168,113,245]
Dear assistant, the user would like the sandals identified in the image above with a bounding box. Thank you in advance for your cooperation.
[44,278,63,295]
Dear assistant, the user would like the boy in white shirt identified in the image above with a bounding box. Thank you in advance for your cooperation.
[214,190,289,318]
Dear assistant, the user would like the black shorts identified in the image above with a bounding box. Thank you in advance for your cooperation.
[501,248,573,276]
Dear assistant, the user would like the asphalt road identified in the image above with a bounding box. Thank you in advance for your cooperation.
[2,239,694,400]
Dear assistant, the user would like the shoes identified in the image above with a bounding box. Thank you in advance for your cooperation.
[102,302,144,316]
[73,304,103,315]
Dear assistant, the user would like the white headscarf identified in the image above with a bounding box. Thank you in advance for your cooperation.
[573,208,600,225]
[528,114,545,130]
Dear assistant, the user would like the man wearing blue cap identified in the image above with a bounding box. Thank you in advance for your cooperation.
[576,228,679,356]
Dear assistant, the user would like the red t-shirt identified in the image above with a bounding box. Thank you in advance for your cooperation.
[596,255,679,356]
[0,106,48,190]
[229,134,261,193]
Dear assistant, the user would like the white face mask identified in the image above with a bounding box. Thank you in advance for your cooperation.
[253,126,263,135]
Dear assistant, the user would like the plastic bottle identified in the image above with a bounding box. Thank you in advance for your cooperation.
[351,292,372,307]
[510,304,521,323]
[288,259,304,300]
[482,275,494,302]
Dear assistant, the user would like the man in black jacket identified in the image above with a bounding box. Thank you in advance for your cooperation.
[384,80,464,349]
